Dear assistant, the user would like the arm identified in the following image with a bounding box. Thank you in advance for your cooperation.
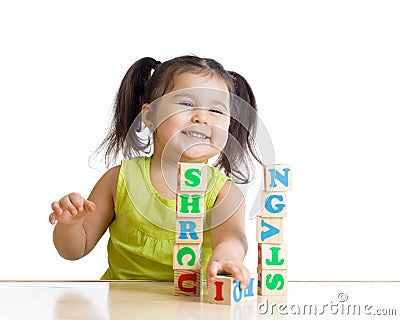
[49,165,120,260]
[206,180,250,289]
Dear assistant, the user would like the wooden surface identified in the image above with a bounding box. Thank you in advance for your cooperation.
[1,281,400,319]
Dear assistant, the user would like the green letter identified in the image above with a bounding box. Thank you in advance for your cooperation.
[266,273,284,290]
[184,168,201,187]
[177,247,196,266]
[266,247,284,266]
[179,194,201,214]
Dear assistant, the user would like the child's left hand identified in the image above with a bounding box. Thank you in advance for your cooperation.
[206,259,250,290]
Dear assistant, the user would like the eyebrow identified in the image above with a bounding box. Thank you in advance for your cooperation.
[171,92,228,111]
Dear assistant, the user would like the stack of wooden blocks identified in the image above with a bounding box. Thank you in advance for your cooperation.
[173,162,207,298]
[257,164,292,296]
[173,162,292,303]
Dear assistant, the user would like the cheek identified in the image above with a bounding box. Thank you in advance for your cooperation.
[154,110,183,132]
[211,123,230,149]
[152,101,179,128]
[221,117,231,144]
[215,116,231,133]
[154,115,186,144]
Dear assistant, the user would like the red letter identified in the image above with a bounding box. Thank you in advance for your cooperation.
[214,281,224,301]
[178,273,198,294]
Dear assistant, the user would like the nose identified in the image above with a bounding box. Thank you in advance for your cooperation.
[191,108,208,124]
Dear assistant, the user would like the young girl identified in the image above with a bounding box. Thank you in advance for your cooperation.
[49,55,261,289]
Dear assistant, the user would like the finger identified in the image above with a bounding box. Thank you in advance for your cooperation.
[222,262,243,282]
[69,193,85,213]
[206,261,222,282]
[51,202,62,215]
[236,265,250,289]
[59,196,78,215]
[218,261,248,289]
[83,199,96,212]
[49,212,58,225]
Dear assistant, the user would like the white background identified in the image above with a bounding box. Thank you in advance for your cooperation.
[0,0,399,281]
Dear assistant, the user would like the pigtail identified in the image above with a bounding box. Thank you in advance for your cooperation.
[96,57,160,167]
[230,71,263,164]
[215,71,263,184]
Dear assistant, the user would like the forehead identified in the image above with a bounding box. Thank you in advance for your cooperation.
[164,72,231,109]
[170,72,229,93]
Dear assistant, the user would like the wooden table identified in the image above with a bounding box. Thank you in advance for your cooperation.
[1,281,399,319]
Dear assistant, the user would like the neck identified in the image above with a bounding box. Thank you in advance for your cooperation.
[150,154,179,195]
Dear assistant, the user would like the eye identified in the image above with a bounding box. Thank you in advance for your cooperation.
[209,106,225,114]
[178,101,194,108]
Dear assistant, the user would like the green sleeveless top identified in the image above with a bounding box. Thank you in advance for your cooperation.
[101,156,229,280]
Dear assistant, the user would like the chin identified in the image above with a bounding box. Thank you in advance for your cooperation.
[180,147,218,163]
[180,154,209,163]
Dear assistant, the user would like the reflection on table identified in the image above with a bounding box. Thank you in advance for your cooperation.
[0,281,399,319]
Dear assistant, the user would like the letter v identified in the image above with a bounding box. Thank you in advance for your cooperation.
[260,219,280,241]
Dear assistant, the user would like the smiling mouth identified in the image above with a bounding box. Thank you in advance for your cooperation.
[181,131,210,140]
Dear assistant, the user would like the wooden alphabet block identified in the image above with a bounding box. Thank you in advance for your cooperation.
[257,267,287,296]
[173,243,202,270]
[260,191,287,218]
[264,164,292,192]
[258,244,288,270]
[178,162,208,192]
[175,217,203,244]
[256,217,283,244]
[174,269,203,297]
[207,274,257,305]
[176,191,205,217]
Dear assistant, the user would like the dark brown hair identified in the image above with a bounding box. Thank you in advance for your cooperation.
[96,55,262,183]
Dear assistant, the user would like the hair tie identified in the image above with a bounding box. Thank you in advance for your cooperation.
[153,60,161,70]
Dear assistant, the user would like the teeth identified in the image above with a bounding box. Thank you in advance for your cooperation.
[183,131,208,139]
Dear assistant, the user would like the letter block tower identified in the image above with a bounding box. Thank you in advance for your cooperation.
[173,162,207,298]
[257,164,292,296]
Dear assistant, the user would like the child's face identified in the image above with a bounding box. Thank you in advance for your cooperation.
[146,72,231,163]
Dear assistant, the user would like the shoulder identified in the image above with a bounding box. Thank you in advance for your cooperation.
[104,165,121,180]
[120,156,148,173]
[105,157,147,180]
[210,180,245,228]
[87,165,122,213]
[106,157,149,197]
[122,156,147,165]
[207,166,237,202]
[207,165,231,193]
[93,165,121,194]
[214,180,244,208]
[208,165,229,181]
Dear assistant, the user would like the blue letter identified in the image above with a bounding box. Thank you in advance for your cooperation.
[268,168,291,188]
[244,277,255,298]
[260,219,280,241]
[265,194,285,214]
[233,280,243,303]
[178,221,199,240]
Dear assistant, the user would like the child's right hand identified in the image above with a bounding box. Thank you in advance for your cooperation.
[49,192,96,226]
